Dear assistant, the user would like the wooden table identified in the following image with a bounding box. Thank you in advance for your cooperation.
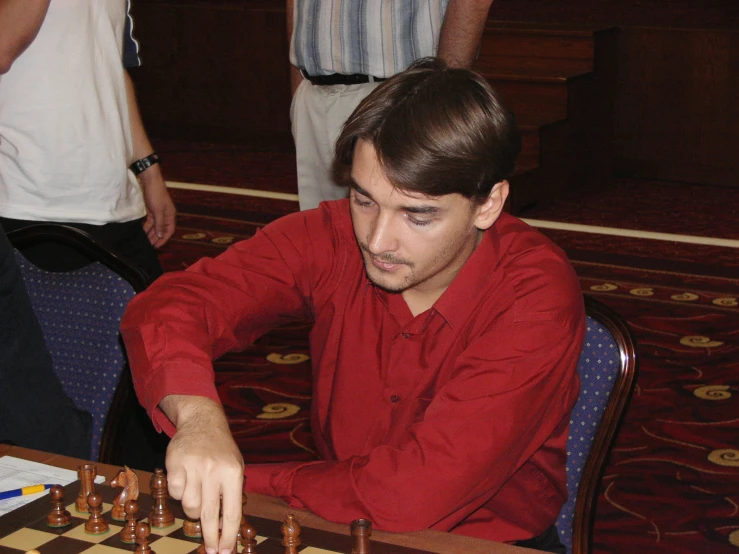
[0,445,535,554]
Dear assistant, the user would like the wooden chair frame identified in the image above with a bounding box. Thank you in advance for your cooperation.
[7,224,151,464]
[573,296,639,554]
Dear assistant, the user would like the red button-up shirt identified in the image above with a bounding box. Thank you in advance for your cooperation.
[121,200,585,543]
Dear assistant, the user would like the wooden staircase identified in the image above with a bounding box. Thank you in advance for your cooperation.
[473,22,618,213]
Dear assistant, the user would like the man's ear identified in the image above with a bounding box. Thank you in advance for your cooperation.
[474,180,509,230]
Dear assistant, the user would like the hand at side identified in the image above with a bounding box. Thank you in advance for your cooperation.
[160,395,244,554]
[140,165,176,248]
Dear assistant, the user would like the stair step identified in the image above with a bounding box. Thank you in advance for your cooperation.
[488,79,572,123]
[481,22,597,60]
[474,56,593,80]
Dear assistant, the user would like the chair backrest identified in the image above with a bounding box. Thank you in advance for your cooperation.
[555,296,638,554]
[8,224,149,463]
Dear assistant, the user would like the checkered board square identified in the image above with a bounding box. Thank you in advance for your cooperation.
[0,481,430,554]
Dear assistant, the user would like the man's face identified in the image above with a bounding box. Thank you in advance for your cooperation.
[349,140,498,303]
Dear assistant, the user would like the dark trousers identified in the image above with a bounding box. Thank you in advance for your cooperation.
[0,217,163,282]
[514,525,567,553]
[0,227,92,458]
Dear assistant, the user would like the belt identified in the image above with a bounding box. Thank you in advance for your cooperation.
[301,70,387,86]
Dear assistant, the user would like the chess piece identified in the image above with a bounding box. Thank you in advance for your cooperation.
[84,491,109,534]
[120,499,140,544]
[281,513,301,554]
[46,484,71,527]
[236,491,248,543]
[182,516,202,538]
[148,468,174,528]
[240,519,258,553]
[75,463,96,513]
[351,519,372,554]
[111,466,139,521]
[134,520,154,554]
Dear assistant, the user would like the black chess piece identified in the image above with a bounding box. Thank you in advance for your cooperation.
[183,515,202,538]
[240,519,258,553]
[120,498,139,544]
[148,468,174,528]
[351,518,372,554]
[46,484,71,527]
[75,464,96,513]
[84,491,109,534]
[134,520,154,554]
[281,513,301,554]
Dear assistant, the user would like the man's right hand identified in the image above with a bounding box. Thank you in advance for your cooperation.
[159,395,245,554]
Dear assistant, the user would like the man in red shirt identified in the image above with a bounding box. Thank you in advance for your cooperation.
[121,58,585,554]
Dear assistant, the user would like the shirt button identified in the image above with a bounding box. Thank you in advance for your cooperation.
[402,333,411,339]
[390,395,400,403]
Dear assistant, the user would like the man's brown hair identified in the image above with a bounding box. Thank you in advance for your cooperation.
[334,57,521,203]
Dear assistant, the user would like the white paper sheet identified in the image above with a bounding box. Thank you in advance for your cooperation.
[0,456,104,516]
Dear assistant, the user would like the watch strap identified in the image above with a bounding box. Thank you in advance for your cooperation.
[129,152,161,176]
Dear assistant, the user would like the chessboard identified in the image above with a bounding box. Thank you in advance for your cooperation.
[0,478,432,554]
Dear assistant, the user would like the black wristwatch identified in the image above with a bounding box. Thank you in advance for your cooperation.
[129,152,161,176]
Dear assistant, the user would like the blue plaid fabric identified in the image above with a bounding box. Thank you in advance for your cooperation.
[14,252,136,460]
[555,315,620,553]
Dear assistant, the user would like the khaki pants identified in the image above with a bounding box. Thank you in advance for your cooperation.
[290,79,381,211]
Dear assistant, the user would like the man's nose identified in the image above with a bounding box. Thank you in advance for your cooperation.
[367,212,398,254]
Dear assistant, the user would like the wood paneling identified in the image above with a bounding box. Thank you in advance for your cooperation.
[611,28,739,187]
[129,0,293,151]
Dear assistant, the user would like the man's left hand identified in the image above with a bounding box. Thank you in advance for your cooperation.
[140,165,176,248]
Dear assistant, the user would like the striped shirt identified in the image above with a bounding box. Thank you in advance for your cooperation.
[291,0,450,78]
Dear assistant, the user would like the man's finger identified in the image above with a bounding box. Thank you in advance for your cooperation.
[165,467,184,498]
[218,471,244,553]
[200,480,224,554]
[177,474,203,521]
[143,215,154,234]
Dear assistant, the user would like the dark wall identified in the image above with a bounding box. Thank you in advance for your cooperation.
[490,0,739,30]
[129,0,293,151]
[611,28,739,187]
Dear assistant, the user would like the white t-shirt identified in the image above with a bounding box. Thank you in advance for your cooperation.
[0,0,146,225]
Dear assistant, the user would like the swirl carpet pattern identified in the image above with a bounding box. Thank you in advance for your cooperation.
[159,181,739,554]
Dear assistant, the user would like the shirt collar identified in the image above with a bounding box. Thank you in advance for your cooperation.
[433,222,502,329]
[372,220,503,330]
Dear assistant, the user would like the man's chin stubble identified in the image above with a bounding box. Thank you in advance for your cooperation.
[364,267,409,294]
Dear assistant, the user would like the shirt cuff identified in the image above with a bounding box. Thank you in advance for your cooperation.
[143,362,222,435]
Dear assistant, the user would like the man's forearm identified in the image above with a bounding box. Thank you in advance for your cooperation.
[437,0,495,69]
[123,70,156,161]
[0,0,51,74]
[159,394,228,430]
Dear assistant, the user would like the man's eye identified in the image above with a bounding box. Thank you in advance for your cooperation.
[408,216,432,227]
[353,197,373,208]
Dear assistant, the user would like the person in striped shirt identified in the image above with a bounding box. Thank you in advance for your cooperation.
[287,0,495,210]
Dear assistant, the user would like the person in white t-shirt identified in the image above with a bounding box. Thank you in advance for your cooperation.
[0,0,175,282]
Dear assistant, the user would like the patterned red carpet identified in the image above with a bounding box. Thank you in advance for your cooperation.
[157,174,739,553]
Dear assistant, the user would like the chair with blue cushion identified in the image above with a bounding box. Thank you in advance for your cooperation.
[555,295,638,554]
[8,224,150,464]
